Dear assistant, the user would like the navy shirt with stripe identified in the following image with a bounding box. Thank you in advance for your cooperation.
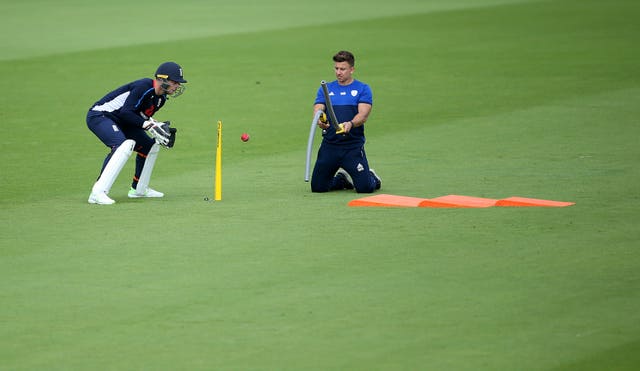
[90,78,166,128]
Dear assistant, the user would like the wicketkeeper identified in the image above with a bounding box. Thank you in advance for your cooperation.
[86,62,185,205]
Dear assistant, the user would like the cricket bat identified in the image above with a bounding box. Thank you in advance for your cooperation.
[320,80,345,134]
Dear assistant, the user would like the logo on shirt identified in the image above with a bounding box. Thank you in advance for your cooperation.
[351,90,358,96]
[144,105,156,117]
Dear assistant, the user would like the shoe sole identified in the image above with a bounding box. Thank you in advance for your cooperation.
[88,197,115,205]
[336,169,354,189]
[128,194,164,198]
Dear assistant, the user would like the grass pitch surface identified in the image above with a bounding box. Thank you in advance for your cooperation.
[1,0,639,369]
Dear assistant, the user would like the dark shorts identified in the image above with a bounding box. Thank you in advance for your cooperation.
[86,111,154,154]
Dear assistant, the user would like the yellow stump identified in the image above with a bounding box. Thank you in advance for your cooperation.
[214,120,222,201]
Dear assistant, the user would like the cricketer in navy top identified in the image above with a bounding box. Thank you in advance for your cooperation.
[86,62,187,205]
[311,51,381,193]
[314,79,372,148]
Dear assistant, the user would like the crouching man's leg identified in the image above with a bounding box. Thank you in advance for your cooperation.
[128,143,164,198]
[88,139,136,205]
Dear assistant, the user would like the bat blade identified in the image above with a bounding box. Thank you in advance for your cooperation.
[320,80,345,134]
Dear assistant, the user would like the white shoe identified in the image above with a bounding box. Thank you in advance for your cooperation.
[88,191,115,205]
[128,187,164,198]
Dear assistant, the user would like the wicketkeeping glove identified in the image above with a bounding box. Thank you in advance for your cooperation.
[143,119,171,147]
[166,122,177,148]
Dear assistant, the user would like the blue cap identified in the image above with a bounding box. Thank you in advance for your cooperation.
[155,62,187,83]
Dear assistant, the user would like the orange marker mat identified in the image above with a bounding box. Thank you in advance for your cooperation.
[349,194,574,208]
[347,194,429,207]
[419,195,498,208]
[495,196,575,207]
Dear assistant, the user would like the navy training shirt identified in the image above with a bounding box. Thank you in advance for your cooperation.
[315,79,373,148]
[90,78,166,128]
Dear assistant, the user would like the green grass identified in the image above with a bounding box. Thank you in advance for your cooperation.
[1,0,640,369]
